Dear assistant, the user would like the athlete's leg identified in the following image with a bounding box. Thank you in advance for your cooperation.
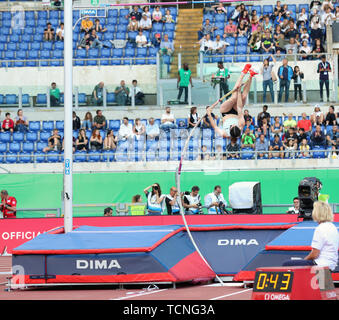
[241,68,258,105]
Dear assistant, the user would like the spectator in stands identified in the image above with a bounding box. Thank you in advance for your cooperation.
[177,63,193,104]
[297,112,312,134]
[82,112,93,130]
[310,125,326,149]
[262,15,273,32]
[90,129,103,151]
[94,18,107,33]
[274,1,283,14]
[14,109,28,133]
[241,127,256,150]
[312,38,325,60]
[128,16,138,32]
[43,129,61,152]
[243,119,255,134]
[317,55,331,102]
[152,6,163,23]
[299,27,310,44]
[198,18,217,40]
[284,126,298,143]
[249,25,263,53]
[56,22,64,41]
[310,9,323,42]
[2,113,14,133]
[91,82,104,106]
[269,134,284,159]
[163,9,175,23]
[230,4,241,22]
[278,58,293,103]
[296,127,308,145]
[160,34,174,56]
[250,9,260,33]
[133,118,146,140]
[151,32,161,48]
[325,106,337,126]
[72,111,81,131]
[118,117,133,141]
[78,33,91,50]
[198,34,214,54]
[142,6,151,19]
[160,107,177,132]
[284,37,300,55]
[0,190,17,219]
[129,80,145,105]
[127,5,142,22]
[326,125,338,147]
[283,113,297,132]
[93,109,106,130]
[146,117,160,140]
[255,133,269,159]
[226,137,240,159]
[224,19,238,38]
[80,16,93,34]
[322,5,336,27]
[213,2,227,14]
[256,118,270,139]
[212,35,229,54]
[103,129,117,151]
[114,80,130,106]
[135,29,149,48]
[284,20,298,41]
[50,82,60,107]
[271,116,284,138]
[292,66,304,103]
[257,105,271,128]
[261,55,276,103]
[76,129,89,152]
[299,40,312,60]
[243,109,253,124]
[89,29,103,49]
[214,61,230,98]
[297,7,309,27]
[237,19,248,37]
[138,13,152,31]
[144,183,165,215]
[202,106,218,129]
[283,137,297,158]
[187,106,200,129]
[43,22,55,41]
[311,105,324,125]
[298,138,311,158]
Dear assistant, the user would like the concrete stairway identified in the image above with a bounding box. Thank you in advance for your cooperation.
[169,8,203,78]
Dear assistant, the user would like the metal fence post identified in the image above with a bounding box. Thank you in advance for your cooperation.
[46,86,50,108]
[18,87,22,109]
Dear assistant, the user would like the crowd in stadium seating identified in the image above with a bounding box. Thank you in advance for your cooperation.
[199,0,338,60]
[0,103,338,163]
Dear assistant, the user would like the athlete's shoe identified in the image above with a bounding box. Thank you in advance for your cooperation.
[242,63,252,74]
[249,67,259,78]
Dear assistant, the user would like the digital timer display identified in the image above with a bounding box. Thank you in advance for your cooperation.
[253,271,294,292]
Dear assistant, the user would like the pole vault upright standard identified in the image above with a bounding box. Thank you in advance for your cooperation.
[63,0,73,233]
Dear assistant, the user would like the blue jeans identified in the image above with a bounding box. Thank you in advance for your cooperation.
[263,79,274,103]
[278,79,290,103]
[82,120,92,130]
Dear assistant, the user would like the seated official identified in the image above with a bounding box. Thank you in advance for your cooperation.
[283,201,339,271]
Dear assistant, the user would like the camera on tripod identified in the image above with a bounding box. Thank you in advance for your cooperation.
[298,177,322,220]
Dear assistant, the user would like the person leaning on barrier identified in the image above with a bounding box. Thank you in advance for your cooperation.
[0,190,17,219]
[283,201,339,271]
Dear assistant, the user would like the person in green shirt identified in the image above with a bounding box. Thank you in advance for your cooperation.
[50,82,60,106]
[92,81,104,106]
[215,61,230,99]
[283,113,297,132]
[177,63,193,104]
[241,127,255,149]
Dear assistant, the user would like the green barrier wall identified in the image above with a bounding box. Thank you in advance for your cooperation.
[1,169,338,217]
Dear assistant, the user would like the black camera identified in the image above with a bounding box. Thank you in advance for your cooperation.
[298,177,322,220]
[153,186,159,191]
[197,202,204,214]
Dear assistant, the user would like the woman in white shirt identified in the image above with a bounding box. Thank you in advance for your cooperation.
[144,183,165,215]
[152,6,162,23]
[283,201,339,271]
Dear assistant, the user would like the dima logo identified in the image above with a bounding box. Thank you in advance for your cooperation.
[217,239,259,246]
[76,259,121,270]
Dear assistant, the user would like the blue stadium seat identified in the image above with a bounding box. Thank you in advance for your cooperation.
[9,142,21,153]
[0,143,7,153]
[46,150,60,163]
[5,94,17,105]
[74,151,87,162]
[19,152,32,164]
[39,131,51,142]
[28,121,41,132]
[34,151,46,163]
[12,132,24,143]
[36,141,48,152]
[107,93,116,105]
[5,152,18,164]
[88,150,102,162]
[22,141,34,153]
[42,121,54,131]
[36,94,47,106]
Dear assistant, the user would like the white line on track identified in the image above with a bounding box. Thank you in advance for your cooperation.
[209,288,252,300]
[111,288,169,300]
